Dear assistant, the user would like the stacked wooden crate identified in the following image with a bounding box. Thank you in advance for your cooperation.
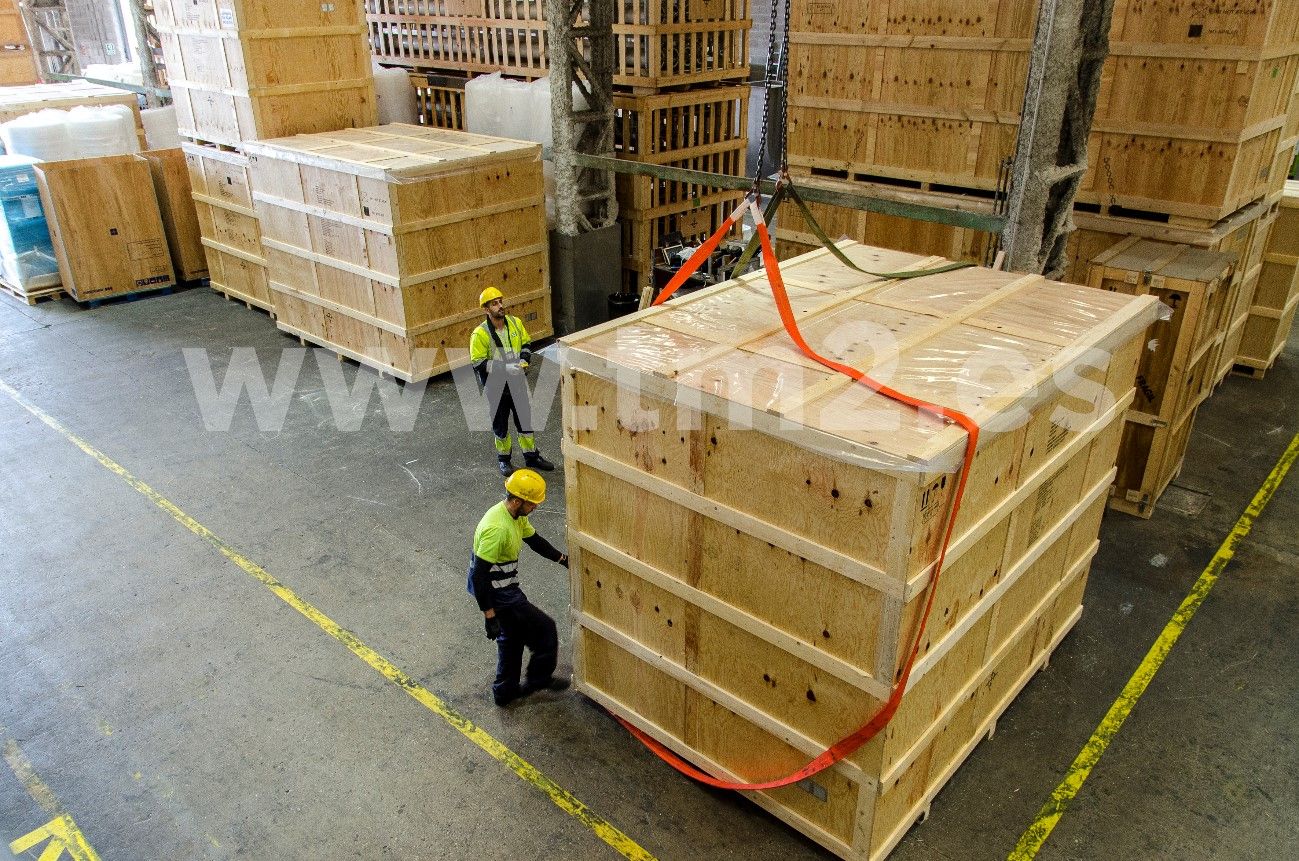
[558,240,1158,860]
[1236,181,1299,378]
[153,0,378,313]
[364,0,752,295]
[779,0,1299,379]
[242,124,552,381]
[0,0,38,85]
[1087,239,1237,517]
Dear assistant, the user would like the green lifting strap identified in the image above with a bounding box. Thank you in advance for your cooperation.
[728,178,977,282]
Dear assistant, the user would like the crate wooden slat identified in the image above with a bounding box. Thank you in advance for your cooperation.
[242,124,551,381]
[1236,181,1299,376]
[34,155,176,303]
[364,0,752,90]
[559,241,1158,860]
[1087,238,1236,517]
[155,0,377,147]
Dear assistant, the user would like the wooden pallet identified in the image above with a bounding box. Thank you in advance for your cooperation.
[0,279,63,306]
[1232,362,1271,381]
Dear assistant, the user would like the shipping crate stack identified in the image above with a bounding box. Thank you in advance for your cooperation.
[363,0,752,296]
[1235,181,1299,378]
[1087,239,1237,517]
[558,240,1159,860]
[0,0,39,85]
[779,0,1299,360]
[153,0,378,314]
[242,124,552,381]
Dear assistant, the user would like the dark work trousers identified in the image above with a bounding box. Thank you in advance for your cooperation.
[485,369,536,452]
[493,601,558,702]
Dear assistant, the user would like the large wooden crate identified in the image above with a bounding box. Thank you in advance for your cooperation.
[1236,181,1299,376]
[364,0,752,91]
[788,1,1299,223]
[156,0,377,146]
[1087,238,1236,517]
[183,141,273,312]
[559,241,1158,861]
[243,124,551,381]
[0,81,142,127]
[34,156,176,302]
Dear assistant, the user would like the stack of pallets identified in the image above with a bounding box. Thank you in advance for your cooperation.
[154,0,377,314]
[779,0,1299,384]
[363,0,753,294]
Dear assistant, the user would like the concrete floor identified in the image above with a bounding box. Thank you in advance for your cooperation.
[1,286,1296,860]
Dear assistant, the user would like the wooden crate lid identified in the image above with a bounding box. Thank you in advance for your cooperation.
[241,123,540,182]
[560,241,1159,473]
[1090,236,1237,285]
[0,81,138,112]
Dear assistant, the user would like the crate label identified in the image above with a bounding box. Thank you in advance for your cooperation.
[19,195,41,219]
[796,778,828,802]
[129,239,168,262]
[219,9,235,28]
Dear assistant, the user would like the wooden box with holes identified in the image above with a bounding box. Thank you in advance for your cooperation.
[556,240,1159,860]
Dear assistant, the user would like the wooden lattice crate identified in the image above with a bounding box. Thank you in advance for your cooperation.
[242,124,551,381]
[412,72,467,130]
[559,242,1158,860]
[1237,181,1299,374]
[157,0,376,146]
[1086,238,1236,517]
[364,0,751,90]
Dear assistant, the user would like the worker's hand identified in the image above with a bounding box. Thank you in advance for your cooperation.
[558,554,569,568]
[517,360,529,371]
[484,615,502,640]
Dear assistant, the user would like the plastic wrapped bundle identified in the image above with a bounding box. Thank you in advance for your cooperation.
[1,110,74,162]
[0,154,59,293]
[372,63,419,125]
[67,105,140,158]
[142,105,182,150]
[465,72,505,136]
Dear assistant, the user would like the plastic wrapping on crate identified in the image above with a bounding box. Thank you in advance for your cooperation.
[0,154,58,292]
[556,242,1161,474]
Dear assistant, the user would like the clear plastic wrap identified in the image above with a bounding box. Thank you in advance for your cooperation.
[556,244,1162,474]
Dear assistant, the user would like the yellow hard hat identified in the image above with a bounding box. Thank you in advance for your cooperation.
[479,287,504,307]
[505,468,546,504]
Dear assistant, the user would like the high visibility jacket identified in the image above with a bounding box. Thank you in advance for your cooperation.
[470,317,531,368]
[467,501,534,609]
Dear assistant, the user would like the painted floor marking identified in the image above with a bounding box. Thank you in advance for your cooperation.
[1010,430,1299,859]
[0,378,657,861]
[3,733,101,861]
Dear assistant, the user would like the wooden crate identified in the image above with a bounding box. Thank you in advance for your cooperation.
[0,46,35,85]
[559,241,1158,861]
[364,0,752,90]
[34,156,176,302]
[142,148,208,283]
[412,72,466,130]
[0,81,142,127]
[242,124,551,381]
[183,141,272,311]
[0,8,27,46]
[156,0,377,146]
[1236,181,1299,375]
[1086,238,1236,517]
[620,194,744,294]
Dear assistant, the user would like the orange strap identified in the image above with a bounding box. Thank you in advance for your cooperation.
[615,199,982,792]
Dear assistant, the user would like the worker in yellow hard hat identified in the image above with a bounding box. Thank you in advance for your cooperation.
[469,286,555,477]
[467,469,570,706]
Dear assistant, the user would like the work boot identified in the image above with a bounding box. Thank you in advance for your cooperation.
[522,677,571,696]
[498,456,515,477]
[523,452,555,471]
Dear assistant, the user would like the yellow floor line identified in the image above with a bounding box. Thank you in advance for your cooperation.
[1010,429,1299,859]
[0,378,658,861]
[3,732,102,861]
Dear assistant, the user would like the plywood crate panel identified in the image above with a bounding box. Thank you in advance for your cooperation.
[157,0,376,146]
[183,141,271,310]
[364,0,752,90]
[34,156,176,302]
[1087,238,1236,517]
[243,124,551,381]
[0,46,36,85]
[142,148,208,283]
[559,241,1158,860]
[1237,181,1299,374]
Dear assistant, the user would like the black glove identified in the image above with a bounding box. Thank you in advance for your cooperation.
[558,554,569,568]
[484,615,502,640]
